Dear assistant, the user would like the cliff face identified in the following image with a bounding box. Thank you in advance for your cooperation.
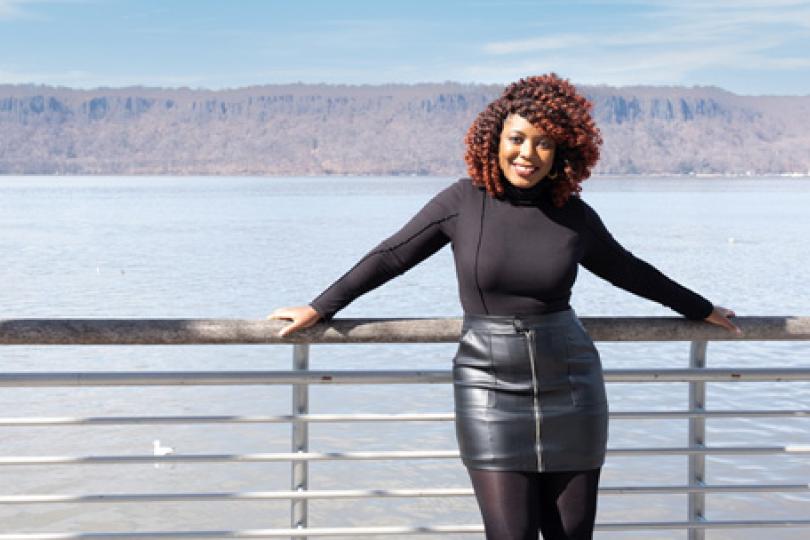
[0,84,807,175]
[584,87,809,174]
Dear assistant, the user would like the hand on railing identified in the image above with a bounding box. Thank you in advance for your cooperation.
[704,305,742,336]
[268,305,322,337]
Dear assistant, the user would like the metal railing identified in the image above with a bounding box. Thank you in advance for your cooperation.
[0,316,809,539]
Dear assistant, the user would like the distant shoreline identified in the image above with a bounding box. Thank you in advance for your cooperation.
[2,85,808,178]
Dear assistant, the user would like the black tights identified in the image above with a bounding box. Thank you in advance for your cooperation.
[467,467,601,540]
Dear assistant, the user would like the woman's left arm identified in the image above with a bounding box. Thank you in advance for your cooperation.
[579,200,741,335]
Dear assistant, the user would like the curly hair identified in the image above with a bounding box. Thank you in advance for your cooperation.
[464,73,602,207]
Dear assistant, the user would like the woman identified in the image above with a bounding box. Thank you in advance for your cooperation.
[270,73,740,540]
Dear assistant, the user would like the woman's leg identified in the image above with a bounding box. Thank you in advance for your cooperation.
[467,467,601,540]
[535,468,601,540]
[467,467,539,540]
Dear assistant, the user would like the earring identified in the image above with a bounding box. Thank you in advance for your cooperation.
[547,170,558,180]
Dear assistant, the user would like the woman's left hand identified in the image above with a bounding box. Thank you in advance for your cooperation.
[704,305,742,336]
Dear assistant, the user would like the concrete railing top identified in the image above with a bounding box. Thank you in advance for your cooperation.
[0,316,809,345]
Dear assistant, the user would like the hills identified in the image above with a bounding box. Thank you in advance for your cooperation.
[1,83,808,176]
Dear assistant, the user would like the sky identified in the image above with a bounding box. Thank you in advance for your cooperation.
[0,0,808,95]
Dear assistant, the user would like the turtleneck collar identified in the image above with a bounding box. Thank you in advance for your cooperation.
[500,178,553,206]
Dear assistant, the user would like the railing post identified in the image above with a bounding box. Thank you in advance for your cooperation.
[688,340,708,540]
[291,344,310,539]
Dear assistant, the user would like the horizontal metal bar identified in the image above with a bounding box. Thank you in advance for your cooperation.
[607,368,810,382]
[0,527,483,540]
[3,520,810,539]
[2,483,808,504]
[1,368,809,387]
[1,316,809,345]
[0,489,476,504]
[0,527,479,540]
[0,413,457,426]
[600,483,810,494]
[611,409,810,419]
[596,519,810,531]
[0,371,449,387]
[609,445,810,456]
[0,450,462,465]
[2,409,809,427]
[1,445,809,466]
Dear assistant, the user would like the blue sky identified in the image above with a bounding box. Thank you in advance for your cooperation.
[1,0,808,95]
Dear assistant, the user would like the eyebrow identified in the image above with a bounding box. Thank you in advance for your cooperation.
[506,130,552,140]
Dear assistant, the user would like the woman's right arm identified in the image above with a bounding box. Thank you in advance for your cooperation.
[269,179,464,337]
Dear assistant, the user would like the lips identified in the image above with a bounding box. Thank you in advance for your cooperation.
[512,163,539,178]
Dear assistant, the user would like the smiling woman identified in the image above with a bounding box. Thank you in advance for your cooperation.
[464,73,602,208]
[270,73,739,540]
[498,114,557,188]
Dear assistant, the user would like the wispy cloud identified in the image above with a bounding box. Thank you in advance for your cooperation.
[486,4,810,55]
[0,0,33,19]
[0,0,91,21]
[483,35,584,54]
[643,0,810,31]
[473,0,810,89]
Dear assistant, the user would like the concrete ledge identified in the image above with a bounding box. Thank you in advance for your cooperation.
[0,316,808,345]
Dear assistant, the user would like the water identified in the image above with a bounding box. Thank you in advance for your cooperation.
[0,175,808,538]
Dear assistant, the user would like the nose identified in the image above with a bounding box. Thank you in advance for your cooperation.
[519,140,536,160]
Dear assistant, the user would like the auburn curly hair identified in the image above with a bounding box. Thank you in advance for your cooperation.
[464,73,602,207]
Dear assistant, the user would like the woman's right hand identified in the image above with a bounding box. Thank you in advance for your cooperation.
[268,305,322,337]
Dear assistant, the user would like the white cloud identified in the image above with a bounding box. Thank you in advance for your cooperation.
[0,0,31,19]
[483,35,583,54]
[458,34,804,89]
[472,0,810,89]
[0,0,94,21]
[486,5,810,55]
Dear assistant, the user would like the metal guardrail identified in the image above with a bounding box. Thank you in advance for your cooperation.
[0,316,809,539]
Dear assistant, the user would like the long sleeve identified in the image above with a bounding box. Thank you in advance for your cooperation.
[579,200,713,320]
[309,181,462,320]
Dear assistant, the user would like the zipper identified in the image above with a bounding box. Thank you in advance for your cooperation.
[522,328,543,470]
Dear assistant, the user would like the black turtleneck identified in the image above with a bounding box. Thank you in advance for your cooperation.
[310,178,713,321]
[500,177,553,205]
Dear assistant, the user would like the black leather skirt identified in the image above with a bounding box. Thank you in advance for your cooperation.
[453,310,608,472]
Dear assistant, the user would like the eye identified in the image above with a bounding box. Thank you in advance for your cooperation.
[507,136,523,144]
[538,139,555,150]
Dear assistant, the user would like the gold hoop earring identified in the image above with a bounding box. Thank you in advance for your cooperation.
[547,170,558,180]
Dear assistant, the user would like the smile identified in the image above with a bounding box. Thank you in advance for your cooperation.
[512,163,539,178]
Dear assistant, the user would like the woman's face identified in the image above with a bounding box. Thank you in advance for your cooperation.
[498,113,556,189]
